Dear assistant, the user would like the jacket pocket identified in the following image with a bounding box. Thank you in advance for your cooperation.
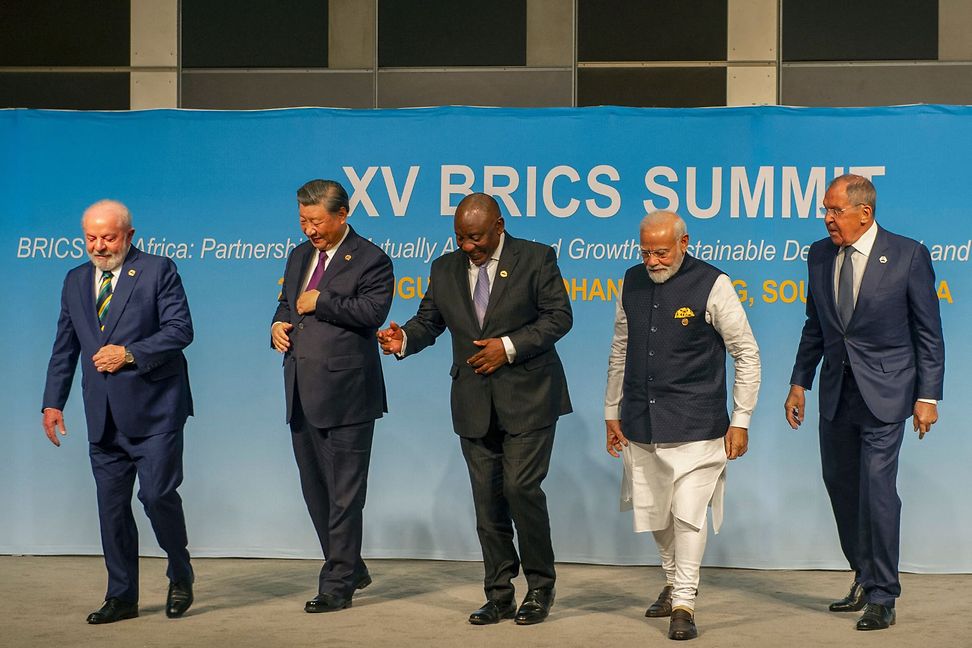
[328,354,365,371]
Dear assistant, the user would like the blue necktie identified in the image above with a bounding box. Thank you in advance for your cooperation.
[837,246,855,328]
[473,262,490,327]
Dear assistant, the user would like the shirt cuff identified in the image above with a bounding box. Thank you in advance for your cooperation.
[501,336,516,363]
[729,412,751,429]
[396,330,409,358]
[917,398,937,405]
[604,406,620,420]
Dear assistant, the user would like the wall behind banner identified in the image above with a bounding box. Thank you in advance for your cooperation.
[1,106,968,572]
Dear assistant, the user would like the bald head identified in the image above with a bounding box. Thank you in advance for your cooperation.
[639,210,689,284]
[454,193,504,266]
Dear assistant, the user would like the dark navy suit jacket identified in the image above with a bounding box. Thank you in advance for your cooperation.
[790,226,944,423]
[43,246,194,442]
[273,226,394,429]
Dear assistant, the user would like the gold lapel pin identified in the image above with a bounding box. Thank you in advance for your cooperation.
[879,256,888,264]
[127,269,136,276]
[345,254,352,261]
[499,270,508,278]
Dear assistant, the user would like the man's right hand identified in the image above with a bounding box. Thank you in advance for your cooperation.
[606,419,628,457]
[271,321,294,353]
[42,408,67,447]
[784,385,806,430]
[376,321,404,355]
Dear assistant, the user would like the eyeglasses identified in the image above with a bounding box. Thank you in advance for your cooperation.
[819,203,865,217]
[640,248,673,261]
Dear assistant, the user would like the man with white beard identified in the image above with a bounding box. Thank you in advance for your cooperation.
[604,211,760,640]
[43,200,196,624]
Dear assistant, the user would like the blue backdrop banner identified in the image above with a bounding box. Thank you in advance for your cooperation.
[1,105,967,571]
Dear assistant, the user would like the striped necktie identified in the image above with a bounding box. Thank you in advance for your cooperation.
[97,270,113,331]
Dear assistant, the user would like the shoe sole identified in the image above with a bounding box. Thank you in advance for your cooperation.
[87,610,139,624]
[514,613,549,626]
[469,610,515,625]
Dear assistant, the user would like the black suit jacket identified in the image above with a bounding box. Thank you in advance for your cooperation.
[401,234,572,438]
[273,226,394,429]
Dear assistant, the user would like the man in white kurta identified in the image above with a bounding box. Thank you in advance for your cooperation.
[604,211,760,641]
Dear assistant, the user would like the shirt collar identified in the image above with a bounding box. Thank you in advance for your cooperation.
[846,221,877,257]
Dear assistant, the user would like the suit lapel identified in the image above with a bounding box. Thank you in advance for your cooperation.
[454,253,480,331]
[290,243,315,306]
[100,247,142,340]
[482,235,520,330]
[851,228,890,326]
[78,263,99,333]
[819,242,842,330]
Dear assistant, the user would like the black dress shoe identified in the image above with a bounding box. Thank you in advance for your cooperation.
[829,580,865,612]
[514,588,555,625]
[856,603,895,630]
[646,585,674,617]
[86,598,138,624]
[468,599,517,625]
[166,580,194,618]
[304,592,352,613]
[353,570,372,591]
[668,608,698,640]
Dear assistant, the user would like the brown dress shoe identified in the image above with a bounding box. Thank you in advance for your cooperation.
[668,608,698,640]
[829,580,865,612]
[645,585,674,617]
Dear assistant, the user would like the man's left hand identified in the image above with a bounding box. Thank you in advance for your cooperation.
[92,345,127,373]
[467,338,508,375]
[725,426,748,459]
[296,289,320,315]
[913,401,938,440]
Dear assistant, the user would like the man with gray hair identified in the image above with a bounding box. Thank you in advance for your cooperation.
[604,211,760,640]
[43,199,196,623]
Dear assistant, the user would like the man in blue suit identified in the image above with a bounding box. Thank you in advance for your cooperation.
[43,199,195,624]
[272,179,394,613]
[785,174,944,631]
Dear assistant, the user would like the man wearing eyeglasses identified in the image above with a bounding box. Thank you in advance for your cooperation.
[785,174,944,631]
[604,210,760,641]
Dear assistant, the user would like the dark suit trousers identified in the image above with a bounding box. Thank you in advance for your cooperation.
[88,405,192,603]
[819,370,904,607]
[290,391,374,598]
[460,413,556,600]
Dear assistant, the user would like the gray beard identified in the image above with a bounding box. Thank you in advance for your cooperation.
[646,254,684,284]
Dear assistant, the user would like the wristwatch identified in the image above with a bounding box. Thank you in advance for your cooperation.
[124,349,135,365]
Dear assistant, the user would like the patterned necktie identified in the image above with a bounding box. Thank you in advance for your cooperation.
[837,245,855,328]
[306,250,329,290]
[473,261,490,327]
[96,270,113,331]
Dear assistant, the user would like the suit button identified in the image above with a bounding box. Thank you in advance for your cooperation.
[649,399,656,405]
[648,376,654,381]
[652,303,659,309]
[650,326,657,333]
[298,323,304,330]
[648,350,655,357]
